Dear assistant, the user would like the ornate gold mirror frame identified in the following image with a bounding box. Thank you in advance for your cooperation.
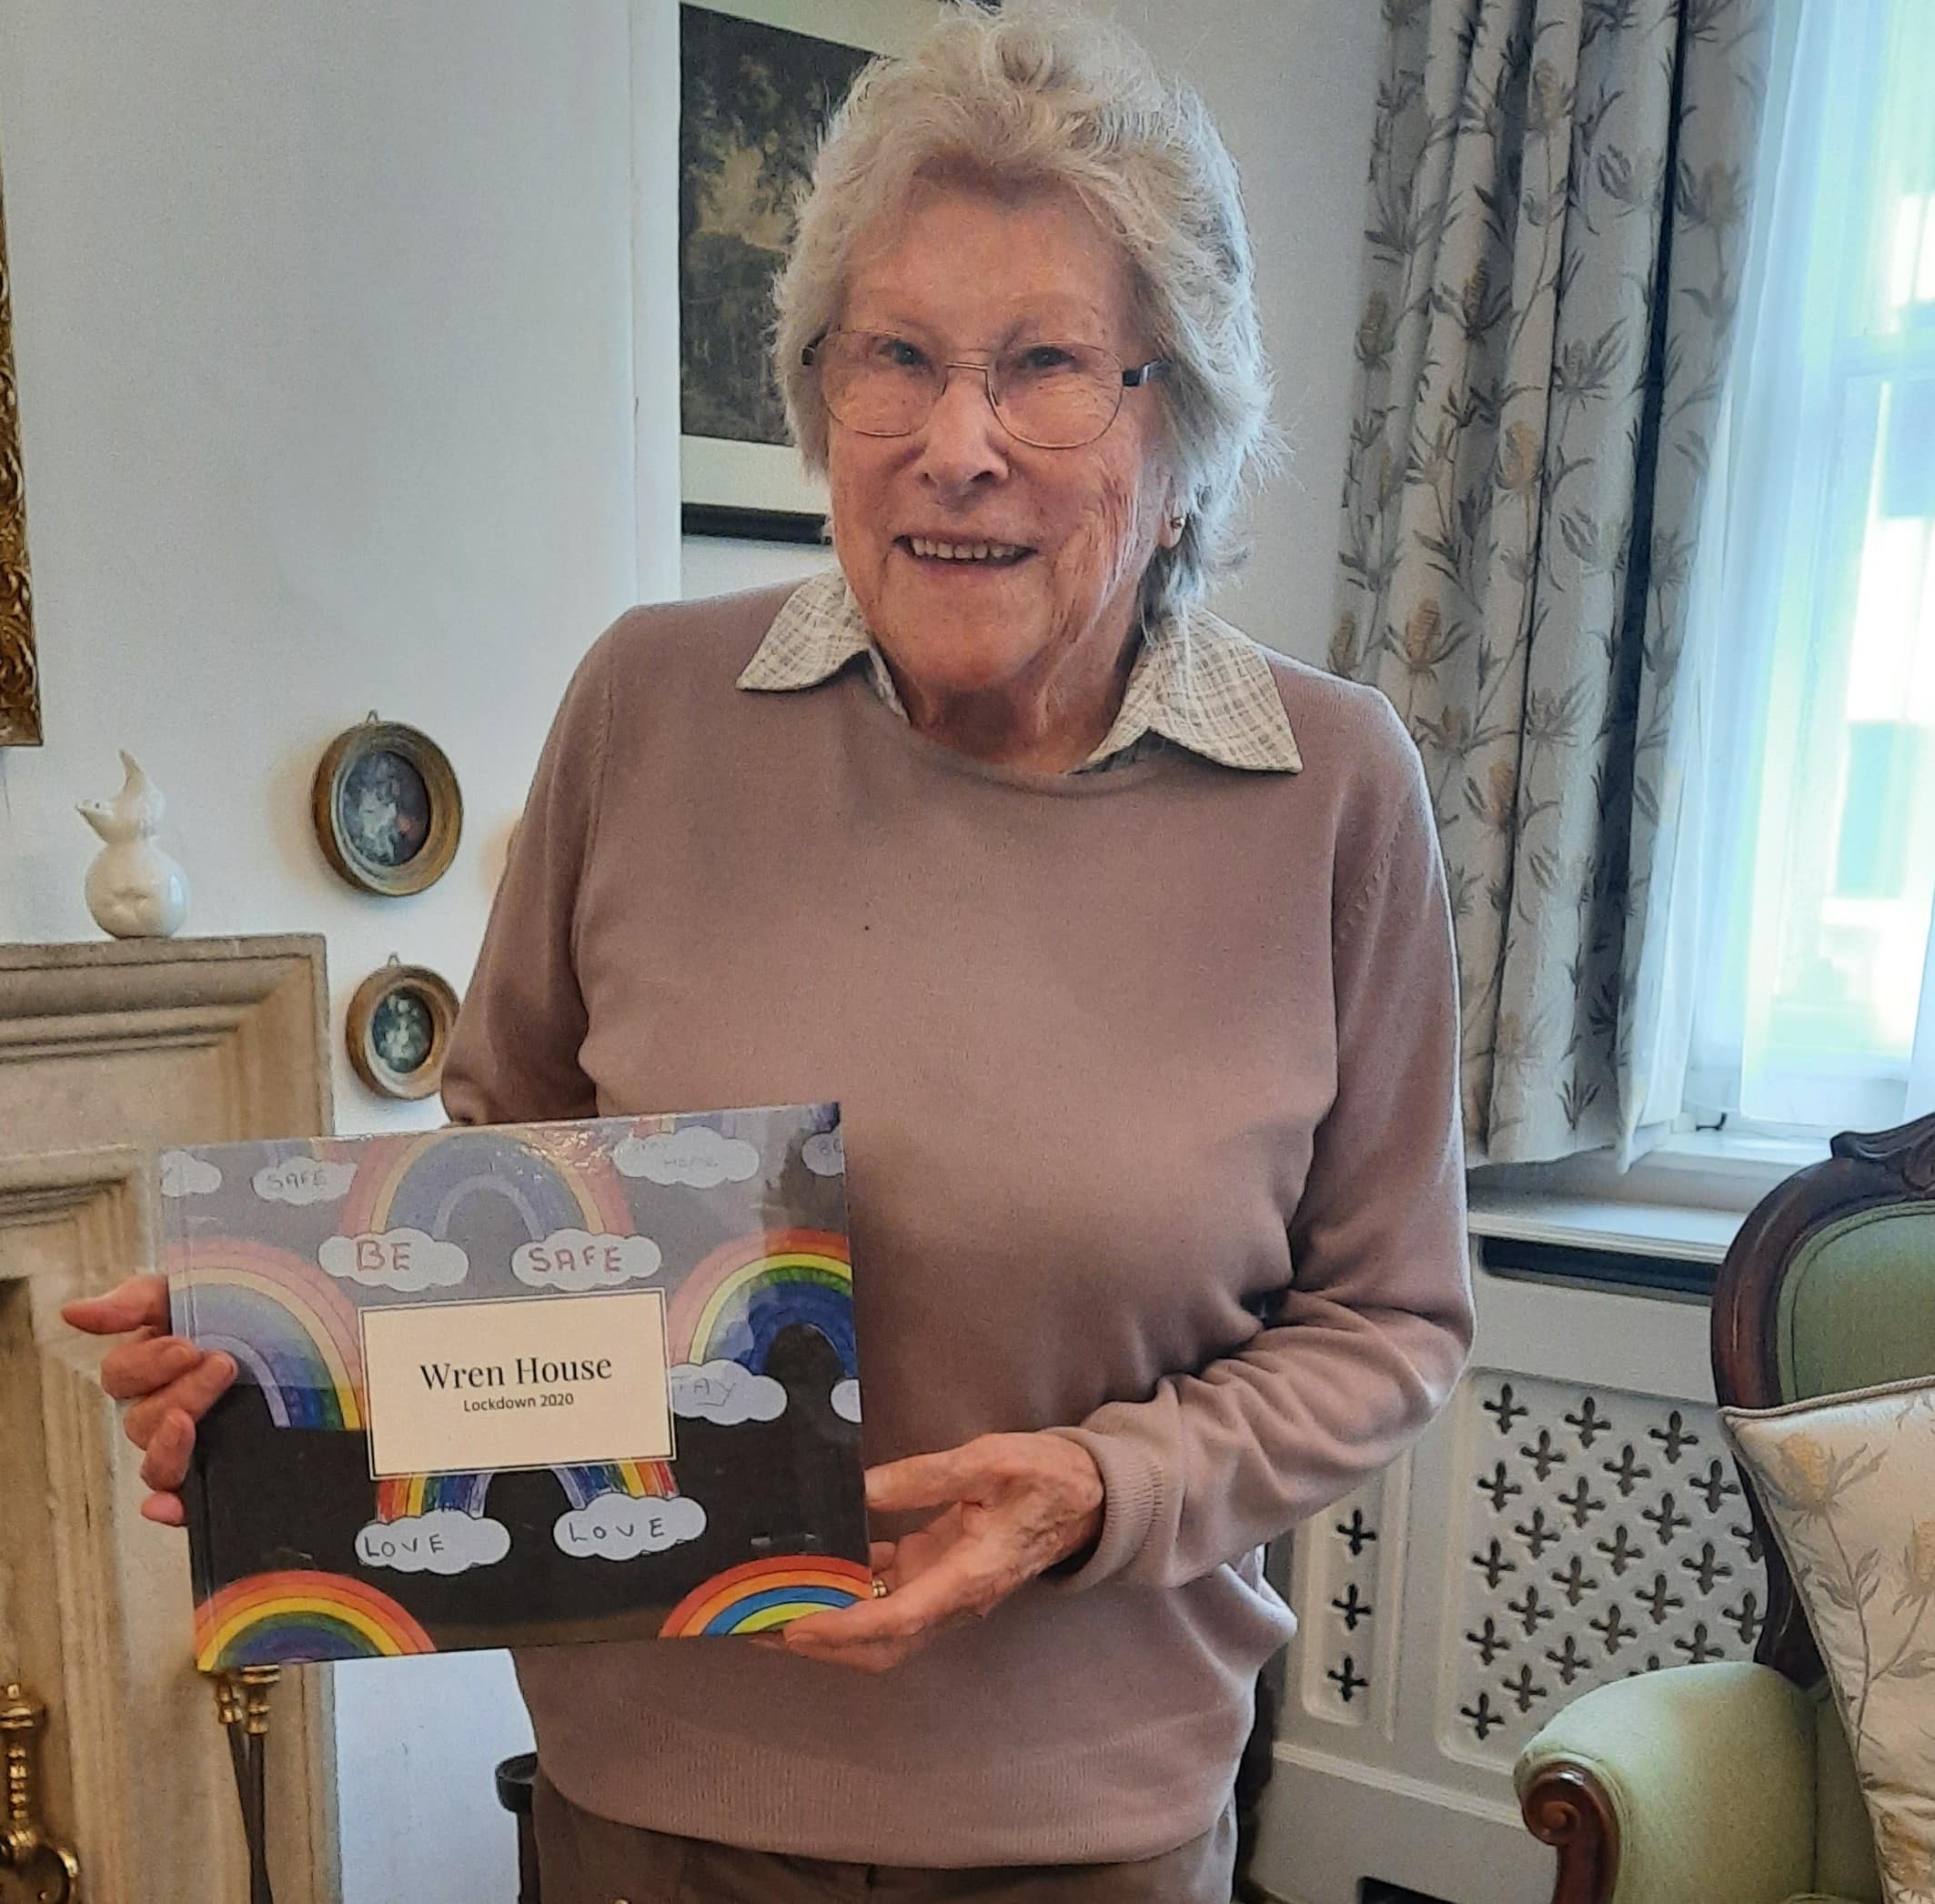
[0,140,40,747]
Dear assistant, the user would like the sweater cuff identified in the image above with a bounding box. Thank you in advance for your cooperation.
[1040,1426,1165,1593]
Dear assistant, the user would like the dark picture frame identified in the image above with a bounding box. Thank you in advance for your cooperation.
[678,1,950,541]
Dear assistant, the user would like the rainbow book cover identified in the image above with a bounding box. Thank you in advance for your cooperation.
[160,1106,870,1670]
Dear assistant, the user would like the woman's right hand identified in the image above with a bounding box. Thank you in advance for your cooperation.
[60,1275,237,1526]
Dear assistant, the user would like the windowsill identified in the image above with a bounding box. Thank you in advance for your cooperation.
[1644,1127,1831,1173]
[1467,1187,1743,1263]
[1467,1125,1831,1262]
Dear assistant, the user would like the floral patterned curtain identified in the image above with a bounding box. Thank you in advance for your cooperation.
[1331,0,1771,1164]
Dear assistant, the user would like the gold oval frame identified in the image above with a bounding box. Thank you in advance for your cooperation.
[311,719,461,897]
[345,962,459,1101]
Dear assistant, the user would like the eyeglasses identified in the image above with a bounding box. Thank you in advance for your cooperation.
[802,329,1172,450]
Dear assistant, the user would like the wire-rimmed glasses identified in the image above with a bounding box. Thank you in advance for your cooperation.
[803,329,1172,450]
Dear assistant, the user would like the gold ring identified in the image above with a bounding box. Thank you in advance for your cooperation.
[871,1576,889,1600]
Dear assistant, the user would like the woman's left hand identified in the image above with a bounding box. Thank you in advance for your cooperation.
[778,1432,1104,1672]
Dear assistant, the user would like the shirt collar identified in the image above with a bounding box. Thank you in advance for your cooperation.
[737,569,1302,775]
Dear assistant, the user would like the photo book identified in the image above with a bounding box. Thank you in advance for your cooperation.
[161,1104,869,1669]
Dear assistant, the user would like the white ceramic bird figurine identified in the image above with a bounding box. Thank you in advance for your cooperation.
[78,751,189,938]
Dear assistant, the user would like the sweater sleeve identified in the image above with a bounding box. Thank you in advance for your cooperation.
[1047,722,1473,1591]
[438,633,614,1128]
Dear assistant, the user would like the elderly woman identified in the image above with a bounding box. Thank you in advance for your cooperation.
[66,10,1471,1899]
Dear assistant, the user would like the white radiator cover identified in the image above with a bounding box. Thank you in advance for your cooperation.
[1255,1243,1751,1904]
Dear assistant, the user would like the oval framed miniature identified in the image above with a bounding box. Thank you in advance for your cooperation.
[311,718,461,896]
[346,962,459,1101]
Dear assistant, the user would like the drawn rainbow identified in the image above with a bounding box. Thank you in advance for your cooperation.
[373,1471,491,1520]
[373,1459,678,1523]
[665,1230,854,1379]
[195,1569,435,1669]
[554,1459,679,1510]
[338,1127,632,1244]
[658,1555,872,1637]
[166,1239,365,1430]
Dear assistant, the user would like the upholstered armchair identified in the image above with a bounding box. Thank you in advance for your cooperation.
[1513,1111,1935,1904]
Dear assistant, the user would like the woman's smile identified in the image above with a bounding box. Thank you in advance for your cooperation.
[897,535,1036,570]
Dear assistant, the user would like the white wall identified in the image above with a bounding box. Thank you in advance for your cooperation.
[680,534,836,599]
[0,0,653,982]
[0,3,1380,1898]
[1096,0,1384,666]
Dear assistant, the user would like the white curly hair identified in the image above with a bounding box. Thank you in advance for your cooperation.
[771,3,1280,624]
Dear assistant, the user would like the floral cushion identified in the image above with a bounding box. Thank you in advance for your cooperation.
[1723,1377,1935,1904]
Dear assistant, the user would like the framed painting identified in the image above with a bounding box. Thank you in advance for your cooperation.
[344,958,460,1100]
[310,717,464,897]
[0,142,39,746]
[678,0,954,542]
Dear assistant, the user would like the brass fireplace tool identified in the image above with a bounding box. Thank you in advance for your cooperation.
[211,1666,281,1904]
[0,1681,81,1903]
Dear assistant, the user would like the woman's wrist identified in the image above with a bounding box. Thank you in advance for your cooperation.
[1041,1436,1104,1576]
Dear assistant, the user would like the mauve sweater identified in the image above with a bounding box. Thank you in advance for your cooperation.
[438,581,1473,1867]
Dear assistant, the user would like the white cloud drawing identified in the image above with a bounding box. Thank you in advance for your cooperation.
[802,1130,844,1178]
[553,1492,708,1561]
[612,1126,760,1189]
[158,1150,221,1198]
[252,1156,356,1206]
[670,1359,787,1425]
[317,1227,469,1293]
[355,1511,509,1576]
[830,1379,863,1424]
[511,1229,661,1293]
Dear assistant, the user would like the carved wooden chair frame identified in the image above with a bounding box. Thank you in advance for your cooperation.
[1517,1112,1935,1904]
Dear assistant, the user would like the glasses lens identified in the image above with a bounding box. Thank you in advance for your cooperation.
[812,333,1132,447]
[992,342,1124,448]
[817,332,935,437]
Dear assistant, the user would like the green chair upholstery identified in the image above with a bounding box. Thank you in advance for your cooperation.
[1514,1113,1935,1904]
[1811,1686,1881,1904]
[1517,1662,1815,1904]
[1777,1203,1935,1405]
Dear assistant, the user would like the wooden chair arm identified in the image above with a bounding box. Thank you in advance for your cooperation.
[1518,1760,1619,1904]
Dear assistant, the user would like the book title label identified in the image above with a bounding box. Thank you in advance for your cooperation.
[359,1291,674,1477]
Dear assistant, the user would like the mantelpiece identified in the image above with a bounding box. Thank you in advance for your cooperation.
[0,934,338,1904]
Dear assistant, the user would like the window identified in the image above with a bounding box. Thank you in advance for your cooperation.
[1683,0,1935,1133]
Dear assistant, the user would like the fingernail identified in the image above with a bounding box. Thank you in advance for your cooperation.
[212,1353,237,1383]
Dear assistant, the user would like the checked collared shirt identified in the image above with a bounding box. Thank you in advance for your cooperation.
[737,568,1302,775]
